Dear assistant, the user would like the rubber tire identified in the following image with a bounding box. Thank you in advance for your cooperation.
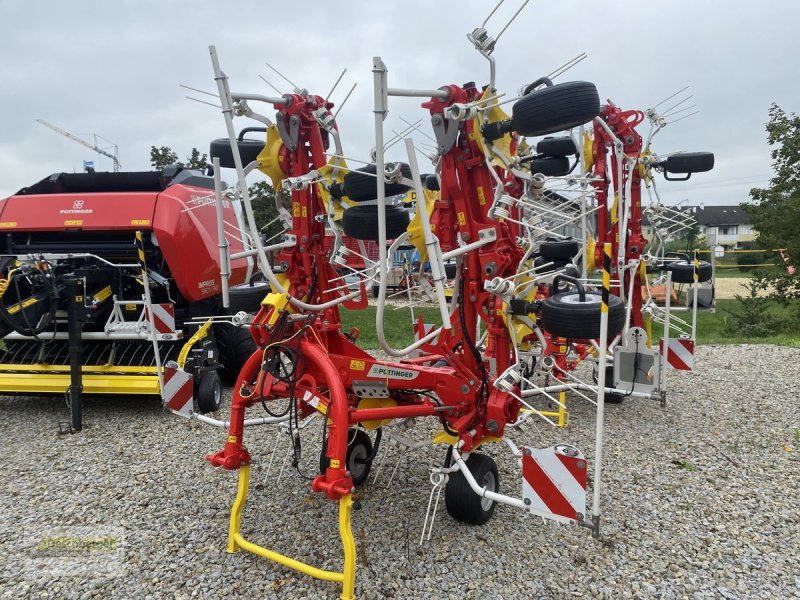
[209,138,264,169]
[214,323,256,384]
[541,291,625,340]
[196,371,222,414]
[533,256,570,273]
[320,429,373,487]
[445,453,499,525]
[444,262,458,279]
[342,205,410,241]
[665,152,714,174]
[526,156,570,177]
[667,260,713,284]
[424,174,440,191]
[539,237,579,260]
[228,281,269,313]
[372,285,380,298]
[343,163,412,201]
[512,81,600,137]
[536,135,577,157]
[594,364,624,404]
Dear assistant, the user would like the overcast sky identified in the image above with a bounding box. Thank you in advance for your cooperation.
[1,0,798,206]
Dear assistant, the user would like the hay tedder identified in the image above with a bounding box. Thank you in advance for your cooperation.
[0,166,265,431]
[166,5,717,598]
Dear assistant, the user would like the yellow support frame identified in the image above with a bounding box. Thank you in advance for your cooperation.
[227,465,357,600]
[535,390,570,427]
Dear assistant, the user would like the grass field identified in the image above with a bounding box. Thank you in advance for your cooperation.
[341,298,800,349]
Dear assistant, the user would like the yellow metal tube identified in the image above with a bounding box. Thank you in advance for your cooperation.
[338,494,356,600]
[225,465,357,597]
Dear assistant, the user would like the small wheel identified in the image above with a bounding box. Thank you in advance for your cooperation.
[536,135,577,157]
[209,137,264,169]
[195,371,222,414]
[227,281,269,313]
[445,453,499,525]
[540,291,625,340]
[372,285,380,298]
[539,237,579,260]
[667,260,713,284]
[343,163,412,201]
[593,364,624,404]
[512,81,600,137]
[342,205,410,241]
[533,256,570,273]
[665,152,714,174]
[320,428,374,487]
[525,156,570,177]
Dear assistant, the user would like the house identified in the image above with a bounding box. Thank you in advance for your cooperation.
[693,205,754,249]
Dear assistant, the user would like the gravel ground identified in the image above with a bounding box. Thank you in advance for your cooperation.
[1,344,799,599]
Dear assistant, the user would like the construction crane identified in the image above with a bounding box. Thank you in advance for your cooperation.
[36,119,121,172]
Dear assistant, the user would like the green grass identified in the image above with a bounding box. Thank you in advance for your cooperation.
[342,298,800,350]
[340,305,442,349]
[650,298,800,347]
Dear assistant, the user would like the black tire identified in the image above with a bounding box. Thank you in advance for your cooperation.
[533,256,570,273]
[209,138,264,169]
[444,262,458,279]
[665,152,714,174]
[320,429,373,487]
[372,285,380,298]
[667,260,713,284]
[445,453,499,525]
[594,364,624,404]
[343,163,412,201]
[512,81,600,137]
[540,291,625,340]
[342,205,410,241]
[526,156,570,177]
[539,237,579,260]
[536,136,577,157]
[214,324,256,384]
[228,281,269,313]
[196,371,222,414]
[424,174,440,191]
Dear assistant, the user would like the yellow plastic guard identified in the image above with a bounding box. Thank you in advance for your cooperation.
[256,125,286,188]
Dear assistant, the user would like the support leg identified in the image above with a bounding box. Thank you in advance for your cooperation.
[338,494,356,600]
[227,464,251,553]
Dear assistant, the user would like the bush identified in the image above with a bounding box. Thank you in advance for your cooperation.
[723,279,779,337]
[736,251,769,272]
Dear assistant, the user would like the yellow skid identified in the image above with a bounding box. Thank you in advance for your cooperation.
[0,364,161,395]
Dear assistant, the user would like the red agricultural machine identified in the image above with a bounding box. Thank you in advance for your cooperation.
[0,166,265,431]
[172,6,714,598]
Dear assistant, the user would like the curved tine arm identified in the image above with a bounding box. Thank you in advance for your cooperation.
[210,46,359,312]
[231,91,290,106]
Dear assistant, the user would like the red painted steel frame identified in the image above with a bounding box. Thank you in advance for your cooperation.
[206,84,529,499]
[590,101,648,329]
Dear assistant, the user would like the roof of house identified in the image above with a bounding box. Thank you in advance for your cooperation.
[642,205,750,228]
[693,205,750,226]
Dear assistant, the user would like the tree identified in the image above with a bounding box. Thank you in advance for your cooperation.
[186,148,209,172]
[742,104,800,300]
[150,146,178,170]
[248,181,285,241]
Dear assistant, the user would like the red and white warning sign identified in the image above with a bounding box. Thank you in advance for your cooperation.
[145,303,178,337]
[163,363,194,417]
[659,337,695,371]
[522,444,587,525]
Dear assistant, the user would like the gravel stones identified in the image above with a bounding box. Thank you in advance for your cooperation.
[1,344,799,599]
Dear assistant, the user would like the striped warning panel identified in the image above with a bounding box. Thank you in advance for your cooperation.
[163,364,193,417]
[659,337,695,371]
[522,445,587,525]
[145,303,177,335]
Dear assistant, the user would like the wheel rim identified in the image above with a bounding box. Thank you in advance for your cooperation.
[213,380,221,408]
[560,293,601,305]
[349,444,369,479]
[481,471,496,512]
